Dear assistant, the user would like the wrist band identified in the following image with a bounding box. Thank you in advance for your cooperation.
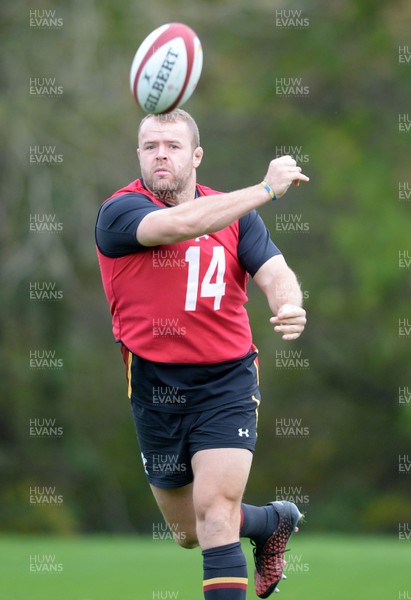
[261,180,277,201]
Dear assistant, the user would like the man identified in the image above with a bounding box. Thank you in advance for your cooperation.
[95,108,309,599]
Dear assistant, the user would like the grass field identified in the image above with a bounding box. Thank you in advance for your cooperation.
[1,534,409,600]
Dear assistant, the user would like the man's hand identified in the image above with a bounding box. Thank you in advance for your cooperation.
[270,303,307,341]
[263,155,309,199]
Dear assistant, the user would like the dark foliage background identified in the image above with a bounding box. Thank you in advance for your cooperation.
[1,0,410,534]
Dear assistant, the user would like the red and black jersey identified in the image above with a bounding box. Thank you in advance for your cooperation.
[95,178,280,364]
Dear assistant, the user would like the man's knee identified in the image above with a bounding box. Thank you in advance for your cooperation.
[196,496,241,535]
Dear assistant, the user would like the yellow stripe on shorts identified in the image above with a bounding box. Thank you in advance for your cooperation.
[251,394,261,431]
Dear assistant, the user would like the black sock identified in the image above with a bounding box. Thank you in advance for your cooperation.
[239,503,279,546]
[202,541,247,599]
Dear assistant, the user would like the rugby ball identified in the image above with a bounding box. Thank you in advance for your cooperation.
[130,23,203,114]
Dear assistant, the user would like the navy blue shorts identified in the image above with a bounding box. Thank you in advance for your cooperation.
[131,395,260,488]
[126,347,261,489]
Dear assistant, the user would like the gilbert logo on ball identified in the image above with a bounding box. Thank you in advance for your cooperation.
[130,22,203,114]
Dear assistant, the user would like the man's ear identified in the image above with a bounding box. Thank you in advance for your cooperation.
[193,146,203,168]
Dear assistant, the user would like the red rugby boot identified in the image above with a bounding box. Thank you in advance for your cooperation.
[252,501,302,598]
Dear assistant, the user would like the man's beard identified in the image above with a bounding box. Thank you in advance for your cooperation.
[145,172,188,206]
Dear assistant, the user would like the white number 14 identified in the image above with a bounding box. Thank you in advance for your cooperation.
[184,246,226,311]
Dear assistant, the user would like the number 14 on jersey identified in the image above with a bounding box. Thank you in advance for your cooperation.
[184,246,226,311]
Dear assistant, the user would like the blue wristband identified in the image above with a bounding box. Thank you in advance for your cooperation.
[261,180,277,201]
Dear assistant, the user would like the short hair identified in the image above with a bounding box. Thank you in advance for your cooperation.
[138,108,200,149]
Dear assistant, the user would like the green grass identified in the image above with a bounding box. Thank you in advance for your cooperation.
[0,534,409,599]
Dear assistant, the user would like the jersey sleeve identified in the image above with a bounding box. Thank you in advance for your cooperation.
[237,210,282,277]
[95,193,165,257]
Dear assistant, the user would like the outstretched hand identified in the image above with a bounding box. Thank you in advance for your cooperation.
[263,155,309,199]
[270,303,307,340]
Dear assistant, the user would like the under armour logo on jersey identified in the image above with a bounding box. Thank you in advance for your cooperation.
[238,428,250,438]
[195,234,210,242]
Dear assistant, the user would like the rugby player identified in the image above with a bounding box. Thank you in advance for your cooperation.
[95,109,309,599]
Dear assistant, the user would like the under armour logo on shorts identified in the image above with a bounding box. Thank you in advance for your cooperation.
[238,428,250,438]
[141,452,149,475]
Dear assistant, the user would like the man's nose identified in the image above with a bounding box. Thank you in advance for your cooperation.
[155,146,168,160]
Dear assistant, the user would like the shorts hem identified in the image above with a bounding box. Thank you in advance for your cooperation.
[191,443,256,455]
[147,477,194,490]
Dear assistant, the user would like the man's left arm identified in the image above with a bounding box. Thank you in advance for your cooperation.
[253,255,306,341]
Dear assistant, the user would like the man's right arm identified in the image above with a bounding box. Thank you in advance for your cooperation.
[137,156,309,247]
